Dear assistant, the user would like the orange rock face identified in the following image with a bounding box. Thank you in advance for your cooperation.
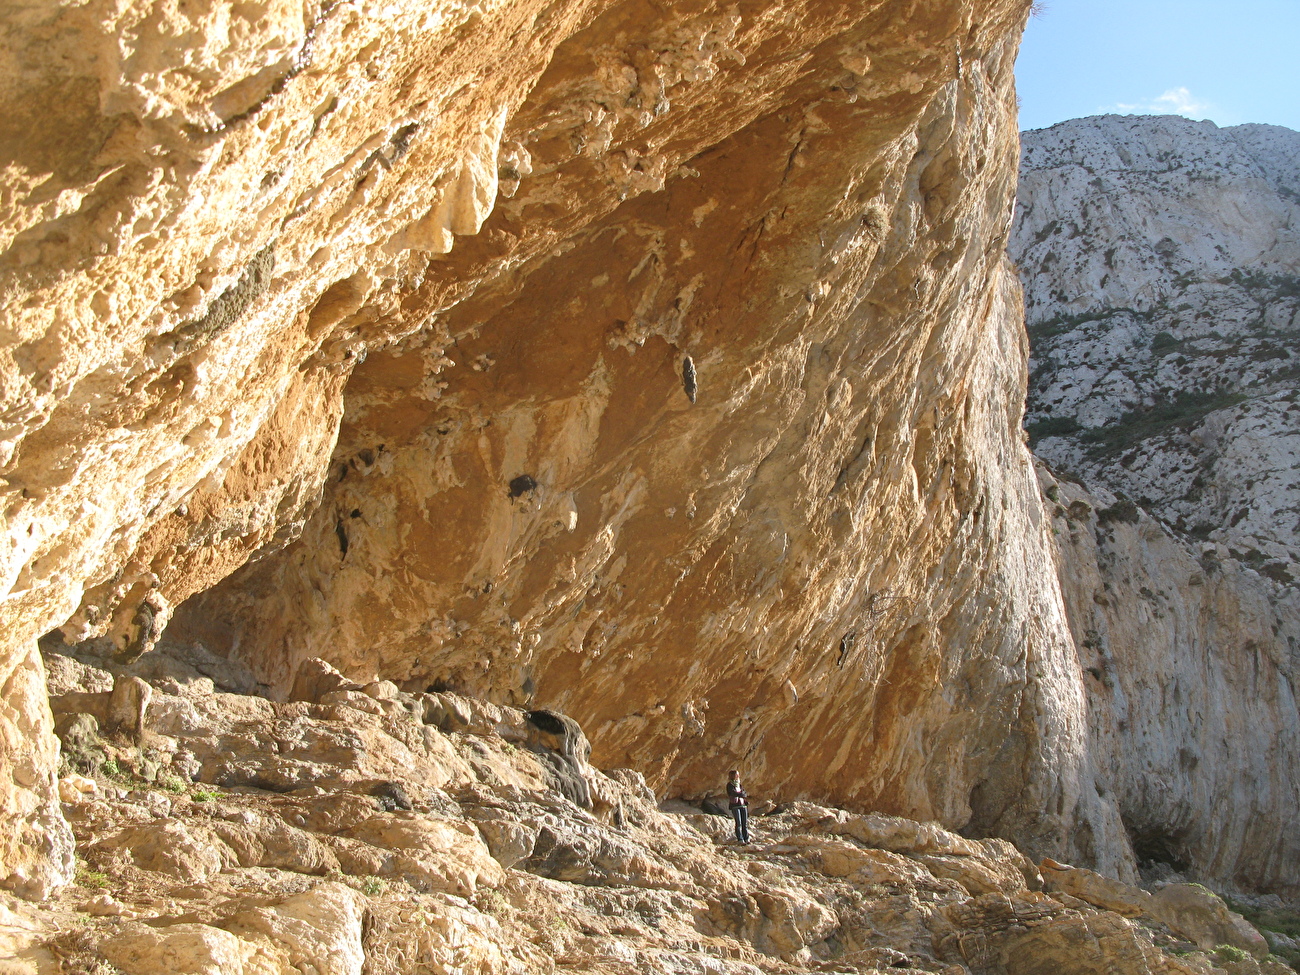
[174,0,1125,867]
[3,0,1132,896]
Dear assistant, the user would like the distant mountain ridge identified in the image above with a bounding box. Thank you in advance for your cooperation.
[1015,115,1300,576]
[1012,115,1300,897]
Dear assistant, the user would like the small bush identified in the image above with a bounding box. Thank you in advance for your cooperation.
[1212,944,1249,963]
[1224,896,1300,940]
[155,773,186,794]
[1097,499,1140,526]
[359,876,387,897]
[76,865,110,889]
[1025,416,1083,445]
[190,790,220,803]
[1272,947,1300,969]
[1151,332,1181,355]
[100,759,126,781]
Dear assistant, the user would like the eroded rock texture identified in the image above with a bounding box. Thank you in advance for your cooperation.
[9,650,1289,974]
[1014,117,1300,896]
[2,0,1120,897]
[5,0,602,895]
[166,0,1127,867]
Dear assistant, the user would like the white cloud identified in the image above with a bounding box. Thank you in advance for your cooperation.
[1100,87,1214,119]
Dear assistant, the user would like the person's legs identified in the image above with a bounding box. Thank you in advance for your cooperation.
[731,807,744,843]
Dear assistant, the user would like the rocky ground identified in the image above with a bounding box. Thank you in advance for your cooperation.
[2,644,1296,975]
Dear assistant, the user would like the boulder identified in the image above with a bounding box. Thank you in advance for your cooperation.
[100,922,271,975]
[1040,858,1151,917]
[56,775,97,804]
[211,811,339,875]
[833,812,983,857]
[467,810,538,869]
[814,841,934,886]
[1147,883,1269,958]
[290,658,359,704]
[341,814,504,895]
[919,853,1027,896]
[94,820,226,882]
[53,712,109,776]
[107,674,153,737]
[223,883,365,975]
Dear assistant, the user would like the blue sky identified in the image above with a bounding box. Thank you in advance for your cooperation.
[1016,0,1300,133]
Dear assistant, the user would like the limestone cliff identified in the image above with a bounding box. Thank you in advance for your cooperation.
[2,0,1135,903]
[1039,464,1300,899]
[1013,117,1300,896]
[166,0,1121,870]
[1016,116,1300,575]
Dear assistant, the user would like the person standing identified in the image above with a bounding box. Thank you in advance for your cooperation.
[726,770,750,844]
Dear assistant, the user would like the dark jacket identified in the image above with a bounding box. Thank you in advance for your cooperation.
[727,781,748,808]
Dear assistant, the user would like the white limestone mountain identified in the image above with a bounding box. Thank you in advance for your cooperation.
[1014,115,1300,896]
[1015,114,1300,577]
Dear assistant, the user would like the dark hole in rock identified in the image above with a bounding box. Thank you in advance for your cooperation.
[509,474,538,498]
[335,519,348,557]
[372,781,412,811]
[526,709,566,736]
[428,679,453,693]
[350,509,361,518]
[1126,820,1190,873]
[388,122,420,161]
[837,631,856,667]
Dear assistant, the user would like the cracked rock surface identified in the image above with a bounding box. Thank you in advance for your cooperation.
[0,0,1114,896]
[1013,116,1300,896]
[4,647,1290,975]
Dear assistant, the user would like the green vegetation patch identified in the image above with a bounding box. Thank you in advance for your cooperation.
[1212,944,1250,964]
[1026,416,1083,445]
[1097,499,1140,526]
[1080,390,1246,458]
[99,759,127,782]
[1219,268,1300,298]
[76,864,110,889]
[1027,306,1157,348]
[1150,332,1182,356]
[1225,897,1300,939]
[155,773,187,794]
